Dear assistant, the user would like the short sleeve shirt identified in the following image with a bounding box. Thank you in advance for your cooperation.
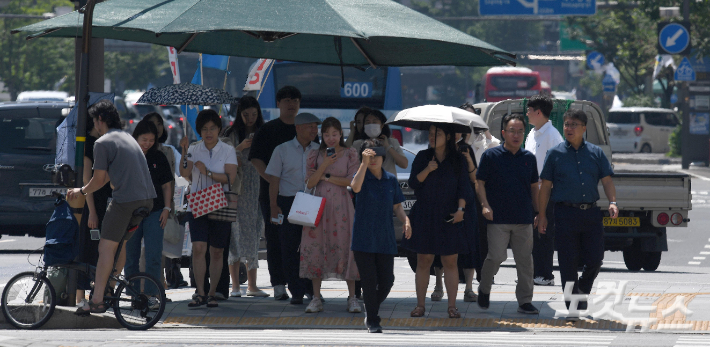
[248,118,297,200]
[540,140,614,204]
[351,169,405,254]
[265,137,320,197]
[525,121,564,176]
[186,140,238,193]
[93,129,156,203]
[476,144,539,224]
[145,149,174,212]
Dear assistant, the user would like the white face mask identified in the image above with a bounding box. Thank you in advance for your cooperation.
[364,124,381,138]
[468,132,484,146]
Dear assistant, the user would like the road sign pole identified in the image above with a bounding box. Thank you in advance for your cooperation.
[681,0,690,169]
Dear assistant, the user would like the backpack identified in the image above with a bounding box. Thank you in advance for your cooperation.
[44,200,79,266]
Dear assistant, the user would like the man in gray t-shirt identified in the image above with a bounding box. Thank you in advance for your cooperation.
[67,100,155,315]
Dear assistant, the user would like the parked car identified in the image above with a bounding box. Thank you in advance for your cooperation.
[16,91,70,102]
[114,96,138,131]
[607,107,680,153]
[0,101,74,237]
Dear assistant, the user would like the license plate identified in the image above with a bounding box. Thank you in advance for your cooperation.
[28,187,67,197]
[603,217,640,227]
[402,200,416,211]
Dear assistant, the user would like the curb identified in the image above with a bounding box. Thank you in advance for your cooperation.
[0,304,123,329]
[612,158,681,165]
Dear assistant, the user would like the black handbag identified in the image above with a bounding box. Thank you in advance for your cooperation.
[208,173,238,222]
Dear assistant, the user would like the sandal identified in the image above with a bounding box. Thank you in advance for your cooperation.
[188,295,206,307]
[463,289,478,302]
[206,295,219,308]
[430,286,444,302]
[410,306,425,317]
[74,301,107,315]
[448,306,461,319]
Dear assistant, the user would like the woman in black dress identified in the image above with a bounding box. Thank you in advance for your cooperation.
[401,124,473,319]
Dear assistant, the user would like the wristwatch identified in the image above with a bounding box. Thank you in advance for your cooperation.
[325,173,331,182]
[457,207,465,212]
[207,170,213,178]
[80,187,86,196]
[609,202,617,205]
[163,207,172,212]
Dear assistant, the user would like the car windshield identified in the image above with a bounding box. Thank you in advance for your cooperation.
[0,112,64,154]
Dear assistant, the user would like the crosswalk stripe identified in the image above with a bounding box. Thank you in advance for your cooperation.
[119,331,616,346]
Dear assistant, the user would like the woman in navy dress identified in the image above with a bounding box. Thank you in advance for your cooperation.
[402,124,473,319]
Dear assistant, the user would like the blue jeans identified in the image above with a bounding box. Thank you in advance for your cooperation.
[125,210,164,296]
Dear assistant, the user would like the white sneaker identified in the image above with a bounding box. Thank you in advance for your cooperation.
[76,298,89,308]
[533,276,555,286]
[305,297,323,313]
[230,291,241,297]
[348,297,362,313]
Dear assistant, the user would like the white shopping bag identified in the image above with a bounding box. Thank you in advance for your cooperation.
[287,191,326,228]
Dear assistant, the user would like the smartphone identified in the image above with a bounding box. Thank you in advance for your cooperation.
[458,142,469,153]
[326,147,336,157]
[90,229,101,240]
[271,214,284,225]
[443,216,455,223]
[248,133,255,139]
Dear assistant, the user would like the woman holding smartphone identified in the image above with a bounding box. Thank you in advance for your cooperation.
[401,124,473,319]
[301,117,361,314]
[351,109,408,174]
[222,95,269,298]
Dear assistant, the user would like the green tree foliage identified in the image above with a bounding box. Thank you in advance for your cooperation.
[104,45,170,93]
[623,94,655,107]
[568,0,710,106]
[0,0,75,100]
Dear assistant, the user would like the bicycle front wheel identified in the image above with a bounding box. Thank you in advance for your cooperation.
[1,271,56,329]
[113,272,166,330]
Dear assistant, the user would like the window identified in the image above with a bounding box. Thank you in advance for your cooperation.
[607,112,640,124]
[489,75,539,91]
[273,63,387,109]
[645,112,678,127]
[0,109,65,154]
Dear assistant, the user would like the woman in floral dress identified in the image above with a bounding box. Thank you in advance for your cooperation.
[302,117,361,313]
[223,96,269,298]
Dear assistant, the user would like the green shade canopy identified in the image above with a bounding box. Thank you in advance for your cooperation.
[13,0,515,68]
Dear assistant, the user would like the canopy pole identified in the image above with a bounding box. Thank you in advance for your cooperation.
[177,33,199,54]
[350,38,377,69]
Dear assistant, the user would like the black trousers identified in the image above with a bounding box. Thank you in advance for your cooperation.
[202,234,231,297]
[353,251,395,325]
[260,196,286,287]
[277,195,309,299]
[555,204,604,305]
[533,203,556,280]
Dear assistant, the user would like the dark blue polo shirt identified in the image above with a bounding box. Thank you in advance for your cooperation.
[476,144,539,224]
[540,140,614,204]
[351,169,405,255]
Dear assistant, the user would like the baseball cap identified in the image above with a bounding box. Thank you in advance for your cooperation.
[294,113,322,125]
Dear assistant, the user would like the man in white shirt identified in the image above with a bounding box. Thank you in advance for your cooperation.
[266,113,321,305]
[525,95,564,286]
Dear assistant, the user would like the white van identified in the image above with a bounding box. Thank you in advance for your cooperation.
[607,107,679,153]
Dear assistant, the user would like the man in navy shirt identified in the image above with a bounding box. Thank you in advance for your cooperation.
[538,109,618,319]
[476,113,540,314]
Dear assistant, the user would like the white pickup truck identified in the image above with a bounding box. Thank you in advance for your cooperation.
[474,99,692,271]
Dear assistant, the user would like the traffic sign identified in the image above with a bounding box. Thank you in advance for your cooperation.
[658,22,691,55]
[586,51,604,70]
[479,0,596,16]
[602,74,616,93]
[675,57,696,82]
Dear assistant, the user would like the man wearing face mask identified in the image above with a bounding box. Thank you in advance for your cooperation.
[352,110,408,174]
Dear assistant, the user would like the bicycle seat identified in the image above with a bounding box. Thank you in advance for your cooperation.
[133,207,150,218]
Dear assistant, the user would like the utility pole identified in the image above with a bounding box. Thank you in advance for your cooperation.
[680,0,690,169]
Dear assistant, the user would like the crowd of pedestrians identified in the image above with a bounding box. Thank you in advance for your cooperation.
[68,91,619,331]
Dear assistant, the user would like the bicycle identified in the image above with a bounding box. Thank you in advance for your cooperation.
[1,192,166,330]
